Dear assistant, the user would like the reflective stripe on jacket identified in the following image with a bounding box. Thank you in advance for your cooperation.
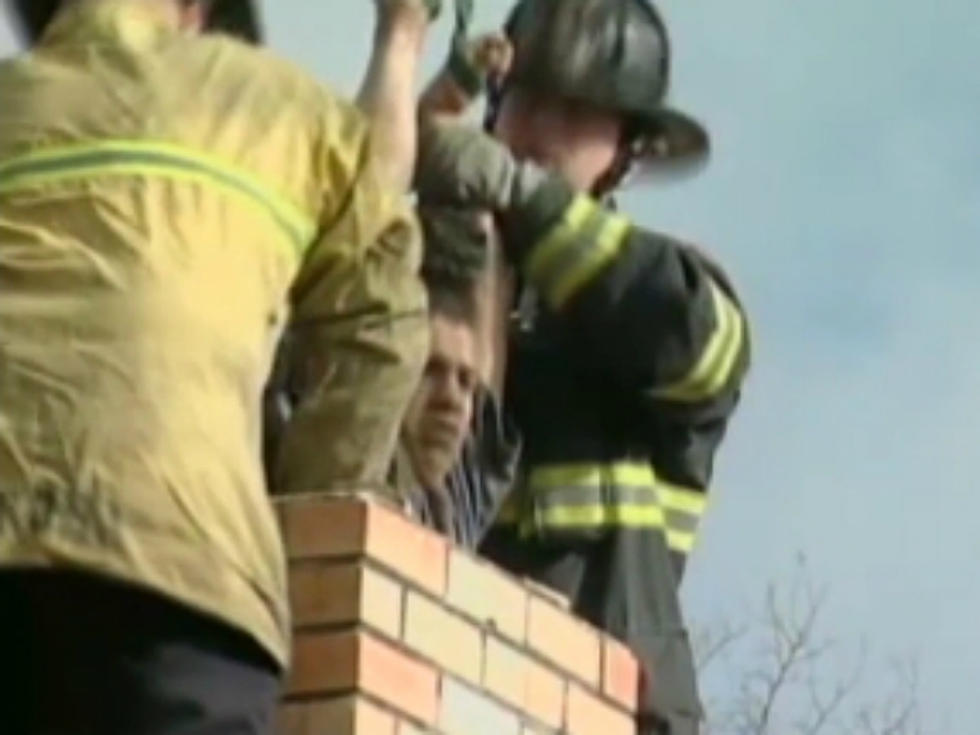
[0,0,427,666]
[496,460,707,555]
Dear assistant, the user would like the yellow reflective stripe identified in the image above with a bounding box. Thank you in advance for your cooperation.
[654,279,744,402]
[547,213,631,309]
[660,481,707,555]
[658,483,708,517]
[528,461,655,489]
[519,461,710,546]
[524,194,597,278]
[0,140,317,255]
[538,502,666,529]
[666,528,697,554]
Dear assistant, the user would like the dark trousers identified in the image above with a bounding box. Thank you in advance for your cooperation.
[0,569,282,735]
[482,528,702,735]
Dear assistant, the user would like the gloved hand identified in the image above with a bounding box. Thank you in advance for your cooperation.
[414,118,578,266]
[413,117,549,213]
[446,31,513,97]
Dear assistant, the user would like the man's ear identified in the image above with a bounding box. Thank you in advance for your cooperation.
[178,1,207,34]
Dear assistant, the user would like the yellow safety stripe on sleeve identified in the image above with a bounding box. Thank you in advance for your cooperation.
[659,481,707,555]
[0,140,317,256]
[658,483,708,517]
[499,460,710,554]
[653,279,745,402]
[546,214,631,309]
[666,528,697,554]
[527,461,656,489]
[524,195,632,310]
[523,194,597,276]
[537,502,666,529]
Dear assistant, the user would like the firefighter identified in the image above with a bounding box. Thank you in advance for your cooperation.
[414,2,752,732]
[0,1,429,732]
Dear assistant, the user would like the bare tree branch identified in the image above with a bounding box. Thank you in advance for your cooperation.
[694,620,748,674]
[796,639,867,735]
[695,556,926,735]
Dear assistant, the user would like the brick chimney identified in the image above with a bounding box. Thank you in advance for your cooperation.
[276,494,641,735]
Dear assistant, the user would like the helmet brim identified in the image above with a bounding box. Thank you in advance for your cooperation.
[634,106,710,164]
[7,0,263,44]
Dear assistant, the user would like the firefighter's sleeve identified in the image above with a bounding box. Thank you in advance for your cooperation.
[647,385,744,583]
[271,97,428,499]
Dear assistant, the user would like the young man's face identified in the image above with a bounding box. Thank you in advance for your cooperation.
[401,314,479,490]
[493,86,623,191]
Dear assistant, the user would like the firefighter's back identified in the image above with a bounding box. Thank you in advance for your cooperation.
[0,2,369,665]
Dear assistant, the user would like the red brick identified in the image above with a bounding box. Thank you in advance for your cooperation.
[403,591,483,684]
[279,496,448,595]
[276,696,396,735]
[278,495,367,558]
[287,629,358,695]
[288,560,403,638]
[526,595,601,686]
[446,550,527,642]
[483,637,564,729]
[286,629,439,725]
[602,635,640,711]
[565,683,634,735]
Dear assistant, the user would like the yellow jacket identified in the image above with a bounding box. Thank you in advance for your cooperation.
[0,1,427,666]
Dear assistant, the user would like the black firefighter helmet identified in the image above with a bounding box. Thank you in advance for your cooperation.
[492,0,709,170]
[7,0,264,44]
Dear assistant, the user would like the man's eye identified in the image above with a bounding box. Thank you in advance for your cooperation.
[458,369,476,392]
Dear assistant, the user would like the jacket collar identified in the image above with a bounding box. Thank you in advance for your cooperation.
[40,0,182,49]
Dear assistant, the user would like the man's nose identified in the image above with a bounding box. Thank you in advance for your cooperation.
[432,375,468,414]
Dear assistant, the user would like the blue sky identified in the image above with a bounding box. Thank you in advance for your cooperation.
[3,0,977,729]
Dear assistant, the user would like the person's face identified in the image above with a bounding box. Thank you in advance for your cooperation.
[401,315,479,490]
[492,86,623,191]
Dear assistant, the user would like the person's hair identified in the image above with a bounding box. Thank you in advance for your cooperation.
[417,205,488,326]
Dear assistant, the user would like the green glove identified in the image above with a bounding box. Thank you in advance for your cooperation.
[414,119,577,265]
[414,119,547,212]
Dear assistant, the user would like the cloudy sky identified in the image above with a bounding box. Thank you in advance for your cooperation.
[3,0,977,729]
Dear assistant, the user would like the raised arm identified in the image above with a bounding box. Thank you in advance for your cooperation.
[356,0,437,190]
[271,93,429,498]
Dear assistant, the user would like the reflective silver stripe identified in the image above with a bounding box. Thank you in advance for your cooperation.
[525,461,665,530]
[0,140,317,255]
[659,484,708,516]
[519,461,709,553]
[660,482,707,554]
[666,528,697,554]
